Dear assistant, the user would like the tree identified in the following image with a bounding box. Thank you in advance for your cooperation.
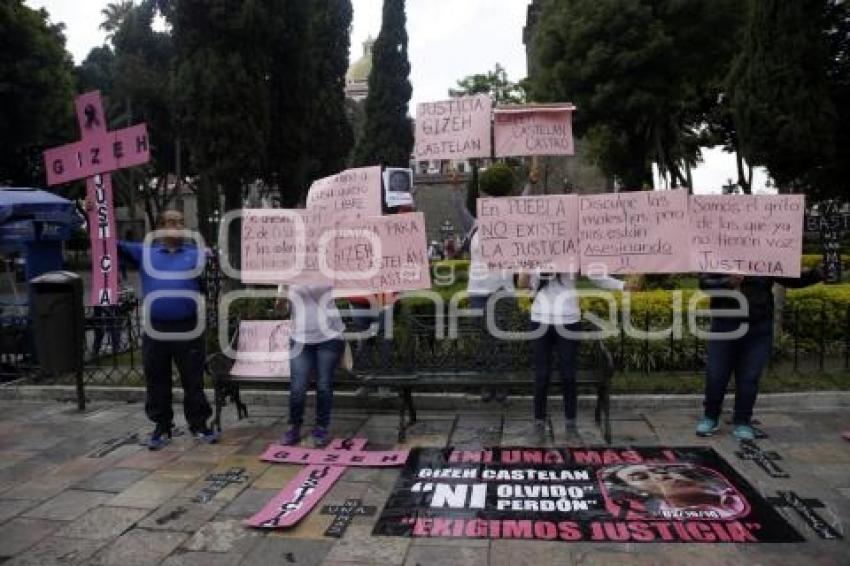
[0,1,75,186]
[306,0,354,181]
[100,1,136,41]
[729,0,838,195]
[353,0,413,168]
[531,0,742,190]
[449,63,526,104]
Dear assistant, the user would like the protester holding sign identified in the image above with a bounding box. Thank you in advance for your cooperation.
[518,272,629,437]
[276,283,345,448]
[108,208,216,450]
[696,269,823,440]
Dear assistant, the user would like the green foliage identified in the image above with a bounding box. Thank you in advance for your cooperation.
[530,0,742,190]
[729,0,839,195]
[353,0,413,168]
[449,63,526,104]
[0,1,75,186]
[479,163,516,197]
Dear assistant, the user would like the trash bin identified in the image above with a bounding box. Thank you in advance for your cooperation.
[29,271,85,376]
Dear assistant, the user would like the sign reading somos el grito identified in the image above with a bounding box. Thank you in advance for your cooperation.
[477,191,806,277]
[373,446,802,543]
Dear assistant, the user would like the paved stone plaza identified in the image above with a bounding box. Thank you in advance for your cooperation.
[0,397,847,565]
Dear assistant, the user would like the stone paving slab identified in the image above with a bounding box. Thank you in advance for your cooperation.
[2,535,106,566]
[0,400,848,565]
[88,528,188,566]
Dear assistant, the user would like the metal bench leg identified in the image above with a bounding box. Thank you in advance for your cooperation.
[232,383,248,419]
[213,380,224,432]
[398,388,407,443]
[405,388,416,424]
[602,384,612,444]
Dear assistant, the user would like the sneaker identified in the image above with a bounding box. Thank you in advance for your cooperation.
[281,426,300,446]
[733,424,755,441]
[695,417,719,437]
[148,423,172,451]
[194,427,220,444]
[311,426,330,448]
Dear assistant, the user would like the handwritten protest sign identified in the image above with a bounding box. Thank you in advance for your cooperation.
[332,212,431,293]
[494,104,575,157]
[229,320,291,378]
[476,196,580,272]
[241,209,333,285]
[579,190,691,274]
[414,94,492,161]
[306,166,382,222]
[689,195,805,277]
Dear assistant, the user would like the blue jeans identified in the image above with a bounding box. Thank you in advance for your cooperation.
[703,318,773,425]
[532,321,581,420]
[288,338,344,428]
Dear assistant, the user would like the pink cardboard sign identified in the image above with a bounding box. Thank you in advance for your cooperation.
[689,194,805,277]
[579,189,691,274]
[476,196,580,272]
[494,104,575,157]
[332,212,432,293]
[415,94,492,161]
[245,464,345,528]
[306,166,382,222]
[241,208,334,285]
[43,123,150,186]
[87,174,120,306]
[259,445,411,467]
[229,320,292,378]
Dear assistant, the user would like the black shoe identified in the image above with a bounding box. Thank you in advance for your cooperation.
[190,424,220,444]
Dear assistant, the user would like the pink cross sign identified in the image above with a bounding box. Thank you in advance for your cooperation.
[42,91,151,305]
[246,438,409,529]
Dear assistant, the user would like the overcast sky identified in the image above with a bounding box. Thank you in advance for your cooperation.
[26,0,767,193]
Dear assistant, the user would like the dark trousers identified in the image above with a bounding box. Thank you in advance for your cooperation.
[289,338,344,428]
[142,318,211,431]
[532,321,581,421]
[703,318,773,425]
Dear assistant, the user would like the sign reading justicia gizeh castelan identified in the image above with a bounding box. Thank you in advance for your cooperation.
[373,447,802,543]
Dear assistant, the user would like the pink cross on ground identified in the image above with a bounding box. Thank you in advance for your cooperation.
[42,91,150,305]
[245,437,409,529]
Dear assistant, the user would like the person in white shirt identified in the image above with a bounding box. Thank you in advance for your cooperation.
[276,283,345,447]
[517,272,626,436]
[467,226,515,402]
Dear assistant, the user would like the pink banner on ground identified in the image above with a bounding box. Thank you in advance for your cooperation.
[43,124,150,186]
[494,104,575,157]
[306,166,382,223]
[229,320,292,378]
[579,189,692,275]
[689,194,805,277]
[476,196,580,272]
[86,174,120,306]
[332,212,431,293]
[245,464,345,528]
[241,208,334,285]
[414,94,492,161]
[259,445,410,467]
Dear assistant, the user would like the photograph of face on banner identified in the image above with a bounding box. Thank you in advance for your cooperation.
[598,463,750,521]
[383,168,414,208]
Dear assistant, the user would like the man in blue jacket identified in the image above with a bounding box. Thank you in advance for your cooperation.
[118,209,217,449]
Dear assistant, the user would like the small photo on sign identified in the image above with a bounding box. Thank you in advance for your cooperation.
[229,320,291,378]
[597,462,750,521]
[383,168,414,208]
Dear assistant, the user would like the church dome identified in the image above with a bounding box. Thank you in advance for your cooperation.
[347,37,374,83]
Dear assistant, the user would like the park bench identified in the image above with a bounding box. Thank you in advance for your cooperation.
[206,306,615,443]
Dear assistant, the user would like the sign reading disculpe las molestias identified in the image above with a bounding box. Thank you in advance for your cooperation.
[373,446,802,543]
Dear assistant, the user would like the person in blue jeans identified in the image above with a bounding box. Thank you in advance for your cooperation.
[277,283,345,447]
[697,270,823,440]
